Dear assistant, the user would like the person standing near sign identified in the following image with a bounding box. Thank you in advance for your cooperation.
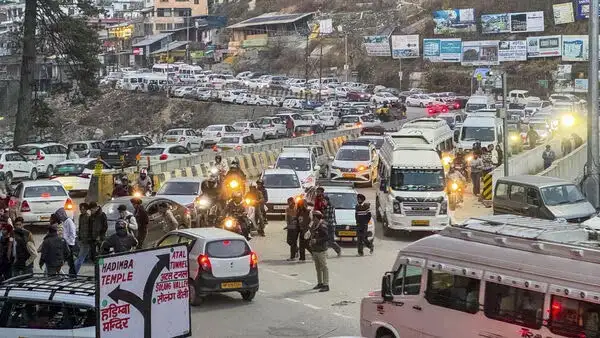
[39,223,71,275]
[131,198,149,249]
[88,202,108,260]
[100,220,137,254]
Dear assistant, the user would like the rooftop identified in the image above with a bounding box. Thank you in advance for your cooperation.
[227,12,313,29]
[132,33,172,47]
[150,41,189,54]
[496,175,572,187]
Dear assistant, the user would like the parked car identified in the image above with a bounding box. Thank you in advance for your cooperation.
[162,128,204,151]
[139,143,193,166]
[0,150,38,184]
[371,92,399,105]
[67,140,104,158]
[256,116,286,139]
[405,94,434,107]
[293,124,325,137]
[201,124,237,145]
[51,158,114,194]
[214,132,255,151]
[99,135,153,168]
[347,91,371,102]
[232,121,266,141]
[17,142,70,177]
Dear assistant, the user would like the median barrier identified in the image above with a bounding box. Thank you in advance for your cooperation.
[538,143,586,183]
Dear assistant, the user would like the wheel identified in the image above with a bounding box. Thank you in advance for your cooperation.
[375,198,382,222]
[382,213,393,237]
[4,172,12,185]
[188,279,203,306]
[186,143,192,152]
[30,168,37,180]
[241,290,256,301]
[46,165,54,177]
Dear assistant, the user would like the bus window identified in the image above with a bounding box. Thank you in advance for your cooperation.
[425,270,480,314]
[483,282,544,329]
[549,295,600,337]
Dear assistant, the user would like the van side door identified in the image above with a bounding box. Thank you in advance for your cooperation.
[382,261,424,338]
[525,187,543,218]
[507,183,528,216]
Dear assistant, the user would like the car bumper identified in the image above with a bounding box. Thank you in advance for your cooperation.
[329,169,370,182]
[333,228,374,242]
[266,203,287,214]
[203,137,220,144]
[20,211,74,225]
[194,269,259,295]
[386,214,450,231]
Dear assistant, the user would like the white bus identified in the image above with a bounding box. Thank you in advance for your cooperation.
[361,215,600,338]
[152,64,175,74]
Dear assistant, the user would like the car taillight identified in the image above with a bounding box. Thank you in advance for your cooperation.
[428,109,434,114]
[159,154,168,160]
[8,199,16,208]
[310,131,314,135]
[235,146,241,150]
[179,137,186,142]
[198,254,211,272]
[250,251,258,269]
[21,200,30,212]
[36,150,44,161]
[454,103,460,109]
[65,198,74,211]
[184,208,190,216]
[78,173,91,179]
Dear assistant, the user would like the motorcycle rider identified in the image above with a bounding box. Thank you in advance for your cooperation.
[112,175,132,197]
[200,173,222,227]
[222,159,246,200]
[136,168,153,194]
[224,192,251,240]
[214,155,227,181]
[245,185,265,236]
[256,179,269,226]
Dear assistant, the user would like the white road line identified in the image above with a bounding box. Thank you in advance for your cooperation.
[304,303,321,310]
[332,312,354,319]
[279,274,297,280]
[262,268,277,273]
[258,290,268,294]
[284,298,301,303]
[298,279,313,285]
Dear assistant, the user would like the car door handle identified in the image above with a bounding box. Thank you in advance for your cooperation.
[412,305,422,311]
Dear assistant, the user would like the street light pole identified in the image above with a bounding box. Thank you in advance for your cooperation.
[186,9,191,64]
[502,73,509,176]
[583,0,600,208]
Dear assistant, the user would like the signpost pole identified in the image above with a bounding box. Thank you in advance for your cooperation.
[398,58,402,91]
[502,72,509,176]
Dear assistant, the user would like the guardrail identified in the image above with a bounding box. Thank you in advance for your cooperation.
[538,143,586,183]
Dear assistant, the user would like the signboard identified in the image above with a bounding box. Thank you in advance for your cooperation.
[461,40,500,66]
[109,25,134,39]
[319,19,333,34]
[562,35,588,61]
[242,37,268,48]
[391,35,420,59]
[481,14,510,34]
[574,78,588,91]
[553,3,575,24]
[575,0,600,19]
[423,38,462,62]
[481,12,544,33]
[498,40,527,62]
[133,48,143,56]
[362,35,391,57]
[432,8,476,35]
[96,245,191,338]
[526,35,562,58]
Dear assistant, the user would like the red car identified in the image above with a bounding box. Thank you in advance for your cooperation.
[426,102,449,115]
[347,91,372,102]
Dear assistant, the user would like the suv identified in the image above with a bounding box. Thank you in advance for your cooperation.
[17,142,69,177]
[100,135,153,167]
[67,140,104,158]
[0,274,95,337]
[155,228,259,306]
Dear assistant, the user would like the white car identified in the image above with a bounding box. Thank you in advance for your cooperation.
[236,71,253,79]
[261,169,304,215]
[317,111,340,129]
[289,84,308,95]
[172,86,194,98]
[201,124,237,145]
[275,148,320,188]
[405,94,434,107]
[371,92,400,105]
[300,114,325,129]
[214,132,255,151]
[67,140,104,158]
[328,140,378,185]
[196,89,213,101]
[220,90,246,104]
[249,95,271,106]
[139,143,193,165]
[234,93,254,105]
[334,86,351,98]
[18,142,69,177]
[9,180,74,225]
[275,112,312,128]
[162,128,204,151]
[282,98,303,109]
[156,177,203,227]
[0,151,38,184]
[256,116,286,139]
[223,74,241,86]
[232,121,265,141]
[339,114,380,129]
[51,158,114,193]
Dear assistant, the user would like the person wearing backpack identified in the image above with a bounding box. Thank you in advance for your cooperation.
[12,217,37,277]
[118,205,138,237]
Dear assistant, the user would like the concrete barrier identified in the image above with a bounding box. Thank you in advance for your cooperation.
[538,143,586,183]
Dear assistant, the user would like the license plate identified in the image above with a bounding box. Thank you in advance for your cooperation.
[64,185,73,191]
[108,152,118,156]
[274,205,287,210]
[342,173,355,178]
[167,138,176,142]
[338,230,357,236]
[221,282,242,289]
[39,216,50,221]
[340,237,353,242]
[412,220,430,226]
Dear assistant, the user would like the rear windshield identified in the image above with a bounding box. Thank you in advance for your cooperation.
[206,240,250,258]
[157,181,200,195]
[341,116,359,123]
[102,201,134,220]
[295,126,313,133]
[24,186,67,198]
[165,130,184,136]
[55,163,86,176]
[263,174,300,188]
[220,137,239,143]
[104,140,127,149]
[18,146,39,155]
[140,148,164,156]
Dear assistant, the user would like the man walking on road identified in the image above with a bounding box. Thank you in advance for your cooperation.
[284,197,298,261]
[470,153,484,196]
[131,198,149,249]
[88,202,108,260]
[75,203,92,273]
[322,196,341,257]
[309,211,329,292]
[355,194,373,256]
[542,145,556,169]
[12,217,36,277]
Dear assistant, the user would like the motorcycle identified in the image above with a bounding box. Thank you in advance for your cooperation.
[196,195,220,227]
[132,182,153,198]
[244,197,264,232]
[220,215,251,240]
[448,180,464,211]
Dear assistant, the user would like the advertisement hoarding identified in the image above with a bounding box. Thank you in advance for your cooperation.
[362,35,391,57]
[574,78,588,92]
[423,38,462,62]
[96,245,191,338]
[553,3,575,24]
[562,35,588,61]
[498,40,527,62]
[481,14,510,34]
[575,0,600,19]
[481,11,544,33]
[433,8,476,35]
[526,35,562,58]
[461,41,500,66]
[391,35,420,59]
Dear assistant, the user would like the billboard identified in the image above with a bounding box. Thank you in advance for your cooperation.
[96,245,191,338]
[391,35,420,59]
[433,8,476,35]
[481,14,510,34]
[527,35,562,58]
[498,40,527,62]
[553,3,575,24]
[481,12,544,33]
[562,35,588,61]
[461,40,500,66]
[362,35,391,57]
[575,0,600,19]
[423,38,462,62]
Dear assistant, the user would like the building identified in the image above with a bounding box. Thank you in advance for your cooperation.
[111,0,145,19]
[151,0,208,32]
[0,1,23,33]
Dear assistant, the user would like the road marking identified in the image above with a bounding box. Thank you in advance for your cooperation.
[258,290,268,294]
[333,312,354,319]
[304,303,321,310]
[262,268,277,273]
[279,274,297,280]
[284,297,300,303]
[298,279,312,285]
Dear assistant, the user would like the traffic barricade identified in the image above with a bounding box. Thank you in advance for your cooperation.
[481,172,493,207]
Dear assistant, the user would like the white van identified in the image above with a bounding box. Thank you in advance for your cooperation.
[398,118,455,153]
[456,113,503,151]
[465,95,495,113]
[375,135,449,236]
[361,215,600,338]
[274,148,320,188]
[152,64,175,74]
[509,89,541,105]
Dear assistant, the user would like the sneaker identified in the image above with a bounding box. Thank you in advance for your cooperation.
[312,283,324,290]
[319,285,330,292]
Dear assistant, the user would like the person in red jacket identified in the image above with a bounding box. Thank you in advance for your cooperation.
[313,187,326,212]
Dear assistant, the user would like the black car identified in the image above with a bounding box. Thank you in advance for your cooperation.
[100,135,153,167]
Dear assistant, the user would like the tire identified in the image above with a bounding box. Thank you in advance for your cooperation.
[30,168,38,180]
[4,172,12,185]
[186,143,192,152]
[46,165,54,177]
[375,198,382,222]
[241,290,256,301]
[188,279,203,306]
[260,133,265,142]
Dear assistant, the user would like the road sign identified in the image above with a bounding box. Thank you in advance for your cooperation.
[476,73,483,81]
[96,245,191,338]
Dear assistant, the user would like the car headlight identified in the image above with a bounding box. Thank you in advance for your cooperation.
[224,218,234,228]
[561,114,575,127]
[510,134,519,142]
[439,200,448,215]
[393,200,401,214]
[442,156,452,165]
[451,182,459,191]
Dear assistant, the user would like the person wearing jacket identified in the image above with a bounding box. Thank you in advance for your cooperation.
[75,203,92,274]
[256,179,269,226]
[88,202,108,261]
[313,187,326,212]
[55,208,77,275]
[355,194,374,256]
[118,204,138,236]
[39,223,71,276]
[284,197,298,261]
[0,223,13,280]
[131,198,149,249]
[309,211,329,292]
[100,220,138,254]
[12,217,37,277]
[322,196,341,257]
[296,199,311,262]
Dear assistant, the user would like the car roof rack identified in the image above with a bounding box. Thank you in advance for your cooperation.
[0,274,95,300]
[315,179,354,188]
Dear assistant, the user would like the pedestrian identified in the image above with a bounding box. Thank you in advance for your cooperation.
[572,133,583,148]
[284,197,298,261]
[496,144,504,166]
[75,203,92,273]
[355,194,374,256]
[88,202,108,261]
[309,210,329,292]
[527,126,539,149]
[470,153,484,196]
[481,146,493,170]
[39,223,71,276]
[12,217,37,277]
[100,220,138,254]
[322,196,341,257]
[561,137,572,156]
[256,179,268,226]
[55,208,77,275]
[542,145,556,169]
[296,198,311,262]
[0,223,13,281]
[131,198,149,249]
[285,116,294,137]
[313,187,325,213]
[118,204,138,237]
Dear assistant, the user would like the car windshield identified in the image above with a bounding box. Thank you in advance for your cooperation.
[276,157,311,171]
[17,146,39,155]
[104,140,127,149]
[341,116,359,123]
[466,103,488,112]
[102,201,134,220]
[140,148,164,156]
[263,174,300,188]
[361,115,375,122]
[220,137,240,143]
[325,192,357,209]
[439,116,455,126]
[295,126,313,133]
[54,163,86,176]
[336,148,370,161]
[68,143,88,151]
[206,126,223,131]
[526,102,541,108]
[390,169,445,191]
[157,181,200,195]
[23,185,68,198]
[165,130,184,135]
[461,127,495,142]
[540,184,587,206]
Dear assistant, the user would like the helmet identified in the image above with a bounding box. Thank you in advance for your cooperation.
[230,160,240,168]
[215,155,222,162]
[256,179,264,185]
[140,168,148,175]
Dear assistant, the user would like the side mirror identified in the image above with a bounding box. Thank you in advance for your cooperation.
[381,272,393,301]
[151,191,157,196]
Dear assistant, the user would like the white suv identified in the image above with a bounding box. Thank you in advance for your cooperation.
[17,143,70,177]
[0,151,38,184]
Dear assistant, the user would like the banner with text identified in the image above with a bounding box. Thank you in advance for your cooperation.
[575,0,600,19]
[391,35,420,59]
[553,3,575,24]
[498,40,527,62]
[481,11,544,33]
[461,40,500,66]
[433,8,476,35]
[527,35,562,58]
[96,245,191,338]
[423,38,462,62]
[363,35,391,57]
[562,35,588,61]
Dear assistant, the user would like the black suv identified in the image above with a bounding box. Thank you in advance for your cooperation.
[100,135,153,167]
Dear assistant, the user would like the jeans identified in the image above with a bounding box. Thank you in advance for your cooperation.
[75,243,92,274]
[286,229,299,259]
[471,171,482,195]
[12,265,33,277]
[312,251,328,285]
[298,231,311,260]
[67,245,77,275]
[357,228,373,255]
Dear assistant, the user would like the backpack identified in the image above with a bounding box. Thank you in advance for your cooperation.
[13,229,31,266]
